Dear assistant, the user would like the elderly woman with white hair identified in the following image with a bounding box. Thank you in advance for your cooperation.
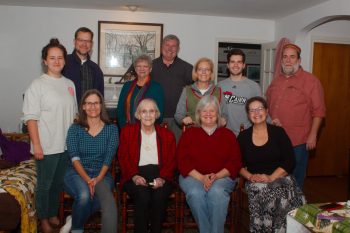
[177,95,242,233]
[118,98,176,233]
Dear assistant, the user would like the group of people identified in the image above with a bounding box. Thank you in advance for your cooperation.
[23,28,117,233]
[22,25,325,233]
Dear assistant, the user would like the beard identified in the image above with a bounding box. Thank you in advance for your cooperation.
[282,63,299,76]
[76,49,89,57]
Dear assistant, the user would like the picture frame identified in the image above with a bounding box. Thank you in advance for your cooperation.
[246,64,261,83]
[98,21,163,77]
[104,83,123,109]
[217,62,229,78]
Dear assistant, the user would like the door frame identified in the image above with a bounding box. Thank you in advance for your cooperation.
[214,38,272,85]
[310,35,350,73]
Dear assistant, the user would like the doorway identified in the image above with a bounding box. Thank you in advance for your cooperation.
[307,42,350,176]
[216,42,261,84]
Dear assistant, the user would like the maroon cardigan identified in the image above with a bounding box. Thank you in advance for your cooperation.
[177,127,242,179]
[118,123,176,189]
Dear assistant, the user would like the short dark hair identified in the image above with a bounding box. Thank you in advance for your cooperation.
[76,89,110,129]
[74,27,94,39]
[245,96,268,114]
[41,38,67,61]
[226,48,246,64]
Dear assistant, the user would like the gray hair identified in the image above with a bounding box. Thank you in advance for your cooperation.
[134,98,160,120]
[133,54,153,69]
[195,95,222,126]
[162,34,180,46]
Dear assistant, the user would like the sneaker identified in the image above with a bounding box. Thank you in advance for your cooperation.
[59,215,72,233]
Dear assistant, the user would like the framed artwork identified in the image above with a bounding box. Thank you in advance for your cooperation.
[104,83,123,108]
[217,63,229,77]
[98,21,163,77]
[217,42,261,83]
[246,65,261,82]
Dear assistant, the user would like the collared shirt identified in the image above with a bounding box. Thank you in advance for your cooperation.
[62,50,104,104]
[266,68,326,146]
[80,58,94,97]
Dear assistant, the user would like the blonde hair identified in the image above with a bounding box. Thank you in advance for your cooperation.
[192,57,214,81]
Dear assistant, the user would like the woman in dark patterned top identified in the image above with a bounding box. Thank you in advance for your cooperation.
[237,96,305,233]
[63,89,118,233]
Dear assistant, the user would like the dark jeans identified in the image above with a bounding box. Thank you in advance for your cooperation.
[293,144,309,189]
[35,151,69,219]
[124,165,173,233]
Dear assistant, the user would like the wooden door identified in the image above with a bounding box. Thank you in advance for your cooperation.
[307,42,350,176]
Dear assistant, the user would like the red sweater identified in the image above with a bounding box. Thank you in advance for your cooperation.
[118,123,176,189]
[177,127,242,179]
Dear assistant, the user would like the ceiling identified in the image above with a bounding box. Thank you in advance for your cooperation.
[0,0,329,20]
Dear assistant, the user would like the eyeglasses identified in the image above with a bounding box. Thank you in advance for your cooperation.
[135,65,150,69]
[248,107,265,113]
[140,109,157,116]
[197,68,211,73]
[76,38,92,44]
[84,102,101,107]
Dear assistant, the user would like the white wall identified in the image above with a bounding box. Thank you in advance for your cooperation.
[305,20,350,70]
[0,6,274,132]
[275,0,350,70]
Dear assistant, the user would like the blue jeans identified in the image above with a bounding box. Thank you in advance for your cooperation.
[179,175,236,233]
[293,144,309,189]
[64,167,117,233]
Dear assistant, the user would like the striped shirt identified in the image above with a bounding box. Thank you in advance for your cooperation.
[80,60,94,98]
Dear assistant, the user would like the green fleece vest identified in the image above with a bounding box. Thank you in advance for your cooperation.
[186,86,221,121]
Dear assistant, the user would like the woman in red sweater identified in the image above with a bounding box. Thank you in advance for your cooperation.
[177,95,242,233]
[118,98,176,233]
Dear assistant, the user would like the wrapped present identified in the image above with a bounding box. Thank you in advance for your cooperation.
[291,203,350,233]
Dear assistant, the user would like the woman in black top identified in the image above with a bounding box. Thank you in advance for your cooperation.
[237,96,305,233]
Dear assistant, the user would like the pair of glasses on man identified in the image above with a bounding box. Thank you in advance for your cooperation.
[76,38,92,44]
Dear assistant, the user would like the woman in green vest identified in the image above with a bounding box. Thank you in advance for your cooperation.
[175,57,224,126]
